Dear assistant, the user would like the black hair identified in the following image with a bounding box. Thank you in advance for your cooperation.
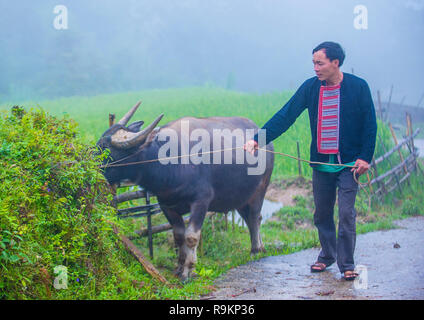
[312,41,345,67]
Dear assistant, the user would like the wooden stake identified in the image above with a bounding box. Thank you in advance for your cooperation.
[406,113,415,159]
[111,224,169,284]
[109,114,116,127]
[134,212,216,237]
[108,115,117,199]
[385,85,393,122]
[405,114,424,179]
[370,156,384,203]
[377,133,403,196]
[146,192,154,259]
[389,123,408,175]
[366,171,373,193]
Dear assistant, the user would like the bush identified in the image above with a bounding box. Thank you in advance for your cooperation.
[0,107,143,299]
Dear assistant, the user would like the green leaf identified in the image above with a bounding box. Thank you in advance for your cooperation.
[9,255,20,263]
[1,251,9,260]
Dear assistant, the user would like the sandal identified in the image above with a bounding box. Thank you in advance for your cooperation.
[342,270,359,281]
[310,262,328,273]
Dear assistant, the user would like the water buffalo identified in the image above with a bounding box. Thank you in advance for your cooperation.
[97,102,274,281]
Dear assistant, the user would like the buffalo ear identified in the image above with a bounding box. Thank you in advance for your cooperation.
[127,120,144,132]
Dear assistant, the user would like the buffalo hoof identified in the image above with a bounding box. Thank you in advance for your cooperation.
[250,247,266,255]
[175,268,197,283]
[178,273,194,284]
[189,270,199,279]
[174,268,183,278]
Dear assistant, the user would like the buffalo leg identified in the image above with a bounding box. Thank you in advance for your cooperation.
[237,192,266,254]
[179,200,209,282]
[160,206,186,277]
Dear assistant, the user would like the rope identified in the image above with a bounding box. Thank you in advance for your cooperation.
[99,147,242,168]
[257,147,374,213]
[101,146,372,183]
[256,147,374,189]
[100,145,373,210]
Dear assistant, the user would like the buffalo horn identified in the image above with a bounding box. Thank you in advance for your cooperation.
[111,113,164,149]
[117,101,142,126]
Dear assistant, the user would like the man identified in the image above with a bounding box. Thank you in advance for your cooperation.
[244,41,377,280]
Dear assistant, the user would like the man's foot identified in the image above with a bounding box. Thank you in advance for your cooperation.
[342,270,359,281]
[310,262,328,273]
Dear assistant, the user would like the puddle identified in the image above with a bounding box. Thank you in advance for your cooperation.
[230,199,283,226]
[415,139,424,157]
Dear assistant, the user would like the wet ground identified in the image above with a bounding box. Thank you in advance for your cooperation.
[230,199,283,227]
[210,216,424,300]
[415,139,424,157]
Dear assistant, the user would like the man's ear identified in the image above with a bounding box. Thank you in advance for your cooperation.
[332,59,340,68]
[127,120,144,132]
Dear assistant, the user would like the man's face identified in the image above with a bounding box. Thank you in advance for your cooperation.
[312,49,340,81]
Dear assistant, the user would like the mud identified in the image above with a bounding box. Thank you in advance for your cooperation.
[210,216,424,300]
[265,180,312,207]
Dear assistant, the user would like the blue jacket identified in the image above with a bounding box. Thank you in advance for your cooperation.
[253,73,377,165]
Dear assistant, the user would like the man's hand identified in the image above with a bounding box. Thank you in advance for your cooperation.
[243,139,258,155]
[351,159,370,176]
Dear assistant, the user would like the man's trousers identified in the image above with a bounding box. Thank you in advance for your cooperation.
[312,168,359,273]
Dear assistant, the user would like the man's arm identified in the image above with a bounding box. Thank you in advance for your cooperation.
[358,81,377,164]
[351,81,377,175]
[252,79,310,147]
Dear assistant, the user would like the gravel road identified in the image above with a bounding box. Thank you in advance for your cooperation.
[210,216,424,300]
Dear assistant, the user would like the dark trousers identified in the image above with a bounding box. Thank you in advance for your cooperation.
[312,168,359,273]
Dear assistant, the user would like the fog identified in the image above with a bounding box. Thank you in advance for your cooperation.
[1,0,423,105]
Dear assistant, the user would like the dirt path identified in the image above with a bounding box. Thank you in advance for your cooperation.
[265,179,312,206]
[210,216,424,300]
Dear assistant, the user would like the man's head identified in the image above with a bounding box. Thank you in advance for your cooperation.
[312,41,345,82]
